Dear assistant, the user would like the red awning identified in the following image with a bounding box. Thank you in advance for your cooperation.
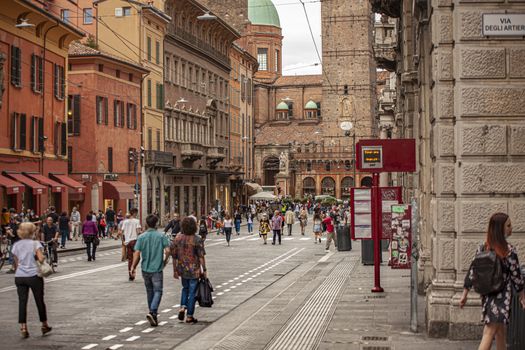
[24,173,64,193]
[5,173,46,195]
[0,175,24,195]
[50,174,86,193]
[103,181,134,200]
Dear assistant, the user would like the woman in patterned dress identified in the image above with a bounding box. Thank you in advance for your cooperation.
[459,213,525,350]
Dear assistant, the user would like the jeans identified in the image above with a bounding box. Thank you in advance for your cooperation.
[60,229,68,247]
[224,227,232,244]
[234,220,241,234]
[143,271,163,316]
[273,229,281,244]
[287,223,293,235]
[84,236,97,260]
[247,223,253,234]
[180,278,198,317]
[15,276,47,323]
[105,221,115,237]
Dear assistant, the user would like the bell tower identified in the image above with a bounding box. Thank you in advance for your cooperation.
[320,0,376,140]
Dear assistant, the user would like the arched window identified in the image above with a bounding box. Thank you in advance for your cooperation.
[341,176,354,199]
[303,177,316,196]
[361,176,373,187]
[321,177,335,195]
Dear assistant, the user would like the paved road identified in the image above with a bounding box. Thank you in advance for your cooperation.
[0,219,478,350]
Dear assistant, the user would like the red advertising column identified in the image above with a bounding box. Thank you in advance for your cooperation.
[371,173,384,293]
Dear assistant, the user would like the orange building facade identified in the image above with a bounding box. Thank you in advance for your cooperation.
[0,0,83,215]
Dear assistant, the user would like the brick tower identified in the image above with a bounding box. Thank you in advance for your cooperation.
[320,0,376,140]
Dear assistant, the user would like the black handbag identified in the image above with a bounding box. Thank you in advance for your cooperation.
[196,277,214,307]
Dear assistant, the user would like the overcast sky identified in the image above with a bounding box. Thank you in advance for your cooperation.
[273,0,322,76]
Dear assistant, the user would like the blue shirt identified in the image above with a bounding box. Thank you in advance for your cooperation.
[134,229,170,273]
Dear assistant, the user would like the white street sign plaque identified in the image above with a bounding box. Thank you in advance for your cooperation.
[482,14,525,36]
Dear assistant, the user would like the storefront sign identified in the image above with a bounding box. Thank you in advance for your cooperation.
[482,14,525,36]
[390,204,412,269]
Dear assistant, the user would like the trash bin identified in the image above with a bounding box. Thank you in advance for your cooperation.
[507,266,525,350]
[361,239,384,265]
[336,225,351,251]
[361,239,374,265]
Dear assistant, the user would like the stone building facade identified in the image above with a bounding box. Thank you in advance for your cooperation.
[373,0,525,339]
[163,0,240,216]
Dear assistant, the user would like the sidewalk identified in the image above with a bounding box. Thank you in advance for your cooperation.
[57,237,122,255]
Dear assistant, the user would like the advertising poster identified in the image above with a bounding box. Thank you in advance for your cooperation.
[380,187,402,239]
[390,204,412,269]
[351,188,372,239]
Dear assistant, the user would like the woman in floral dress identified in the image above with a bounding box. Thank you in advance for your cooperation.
[460,213,525,350]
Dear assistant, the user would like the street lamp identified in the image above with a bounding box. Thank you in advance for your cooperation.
[15,19,35,28]
[176,97,187,104]
[197,11,217,21]
[340,121,356,184]
[129,147,144,209]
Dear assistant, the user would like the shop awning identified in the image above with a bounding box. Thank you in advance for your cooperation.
[4,173,46,195]
[50,174,86,193]
[0,174,24,195]
[103,181,134,200]
[245,182,263,195]
[24,173,64,193]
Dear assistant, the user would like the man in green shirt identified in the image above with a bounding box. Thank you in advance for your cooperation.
[130,214,170,326]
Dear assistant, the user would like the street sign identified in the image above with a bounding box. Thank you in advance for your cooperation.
[390,204,412,269]
[482,14,525,36]
[361,146,383,169]
[356,139,416,173]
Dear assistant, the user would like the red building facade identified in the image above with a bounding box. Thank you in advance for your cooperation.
[0,0,83,215]
[67,42,147,218]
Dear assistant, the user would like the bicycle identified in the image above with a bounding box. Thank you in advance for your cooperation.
[41,240,58,273]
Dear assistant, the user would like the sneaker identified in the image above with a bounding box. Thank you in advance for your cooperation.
[319,238,321,243]
[147,313,158,327]
[325,249,329,253]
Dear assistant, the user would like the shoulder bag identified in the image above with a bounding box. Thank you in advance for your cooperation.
[34,241,53,278]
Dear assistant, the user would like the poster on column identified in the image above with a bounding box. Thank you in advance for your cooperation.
[390,204,412,269]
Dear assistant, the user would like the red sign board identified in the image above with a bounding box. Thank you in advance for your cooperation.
[390,204,412,269]
[356,139,416,173]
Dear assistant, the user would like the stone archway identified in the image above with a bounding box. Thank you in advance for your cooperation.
[321,176,335,196]
[262,156,279,186]
[303,177,316,197]
[341,176,354,200]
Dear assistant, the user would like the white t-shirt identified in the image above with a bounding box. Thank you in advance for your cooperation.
[12,239,42,277]
[122,218,141,244]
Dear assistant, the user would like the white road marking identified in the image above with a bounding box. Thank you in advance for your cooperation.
[102,335,116,341]
[217,292,224,296]
[161,308,171,313]
[216,285,222,289]
[236,283,242,286]
[82,344,98,349]
[126,336,140,341]
[134,320,147,326]
[224,289,231,292]
[142,328,155,333]
[172,304,180,308]
[158,321,168,326]
[221,282,228,286]
[108,345,123,350]
[230,286,237,289]
[169,315,179,319]
[248,237,259,241]
[300,237,311,240]
[228,279,234,283]
[283,237,294,240]
[119,327,133,333]
[1,263,127,294]
[318,251,334,262]
[233,277,239,280]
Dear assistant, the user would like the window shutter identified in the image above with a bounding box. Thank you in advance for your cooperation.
[31,54,36,91]
[73,95,81,135]
[96,96,101,124]
[38,56,43,92]
[54,64,58,98]
[114,100,118,126]
[10,113,17,149]
[54,122,59,155]
[38,117,44,152]
[10,47,17,86]
[60,66,65,98]
[132,104,137,130]
[30,117,35,152]
[104,97,109,125]
[19,114,26,150]
[61,123,67,155]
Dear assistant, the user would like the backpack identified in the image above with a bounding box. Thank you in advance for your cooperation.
[471,244,505,296]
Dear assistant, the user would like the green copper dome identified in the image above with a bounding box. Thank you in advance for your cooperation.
[248,0,281,28]
[305,100,318,109]
[276,101,289,110]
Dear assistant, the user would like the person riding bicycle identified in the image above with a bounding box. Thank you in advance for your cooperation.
[164,213,181,238]
[41,217,59,267]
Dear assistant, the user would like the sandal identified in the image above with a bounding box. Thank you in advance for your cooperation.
[41,325,52,335]
[21,327,29,338]
[185,317,198,324]
[178,309,185,321]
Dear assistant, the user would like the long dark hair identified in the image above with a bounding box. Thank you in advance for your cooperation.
[486,212,510,258]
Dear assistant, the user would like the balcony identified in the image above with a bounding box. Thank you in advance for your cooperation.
[181,143,205,161]
[144,150,174,168]
[170,31,230,68]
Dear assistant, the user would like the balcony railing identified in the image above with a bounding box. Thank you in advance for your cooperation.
[172,31,230,68]
[181,143,205,160]
[144,150,173,168]
[207,147,226,160]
